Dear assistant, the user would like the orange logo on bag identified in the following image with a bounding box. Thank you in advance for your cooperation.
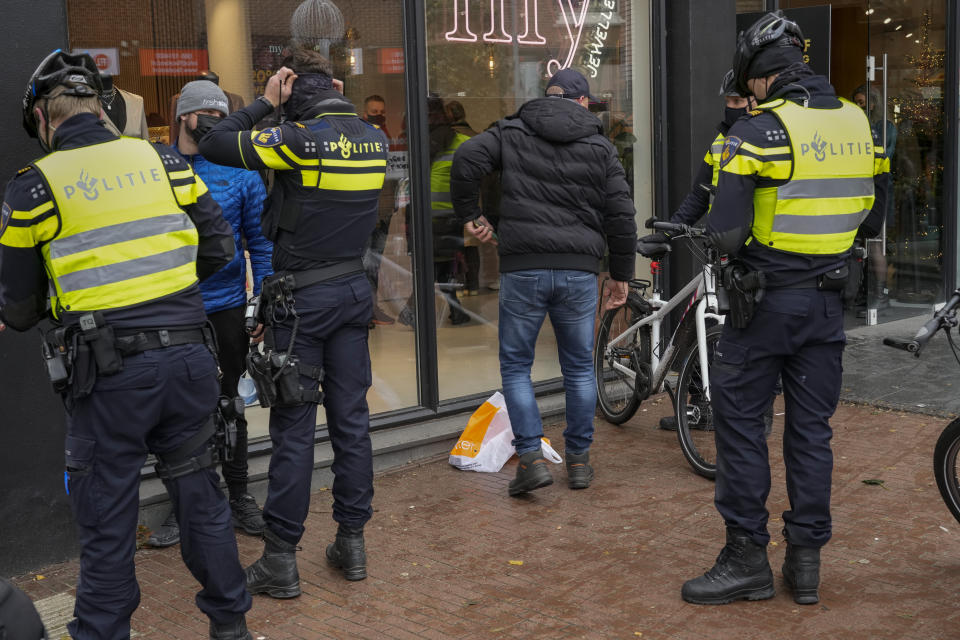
[450,400,499,458]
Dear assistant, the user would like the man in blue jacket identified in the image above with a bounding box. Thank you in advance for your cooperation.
[149,80,273,547]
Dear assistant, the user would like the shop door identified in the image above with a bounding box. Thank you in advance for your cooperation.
[779,0,949,326]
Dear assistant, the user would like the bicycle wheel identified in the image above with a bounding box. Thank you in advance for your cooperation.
[595,301,648,424]
[933,417,960,524]
[675,323,722,479]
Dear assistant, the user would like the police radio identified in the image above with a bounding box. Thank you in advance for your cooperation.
[244,295,262,333]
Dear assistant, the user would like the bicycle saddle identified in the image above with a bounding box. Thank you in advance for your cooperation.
[636,239,671,258]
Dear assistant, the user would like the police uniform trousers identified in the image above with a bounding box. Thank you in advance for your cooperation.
[264,273,374,545]
[711,287,845,549]
[64,343,251,640]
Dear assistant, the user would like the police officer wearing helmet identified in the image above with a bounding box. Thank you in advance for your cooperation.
[199,47,387,591]
[0,51,252,638]
[639,71,768,433]
[680,12,889,606]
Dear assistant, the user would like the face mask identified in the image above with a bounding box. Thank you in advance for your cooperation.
[724,106,748,127]
[367,114,386,127]
[189,114,223,144]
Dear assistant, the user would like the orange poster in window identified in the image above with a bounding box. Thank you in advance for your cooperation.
[139,49,209,76]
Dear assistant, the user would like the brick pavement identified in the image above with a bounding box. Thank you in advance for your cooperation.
[14,395,960,639]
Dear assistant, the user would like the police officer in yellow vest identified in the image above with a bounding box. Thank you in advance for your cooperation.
[639,71,757,431]
[429,95,472,325]
[0,51,252,639]
[681,13,889,606]
[199,48,387,591]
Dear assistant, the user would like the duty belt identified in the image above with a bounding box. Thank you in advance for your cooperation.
[287,257,364,290]
[111,327,208,356]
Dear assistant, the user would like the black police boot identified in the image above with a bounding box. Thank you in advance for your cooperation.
[508,449,554,496]
[147,509,180,548]
[209,615,253,640]
[681,528,775,605]
[326,525,367,581]
[782,532,821,605]
[244,529,300,598]
[230,494,266,536]
[565,451,594,490]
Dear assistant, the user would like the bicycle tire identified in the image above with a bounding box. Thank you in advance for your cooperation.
[675,323,722,479]
[933,417,960,525]
[595,302,647,424]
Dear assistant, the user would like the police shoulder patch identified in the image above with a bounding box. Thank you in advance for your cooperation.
[16,165,31,176]
[719,136,743,168]
[749,109,764,117]
[253,127,283,148]
[294,122,306,128]
[0,202,12,239]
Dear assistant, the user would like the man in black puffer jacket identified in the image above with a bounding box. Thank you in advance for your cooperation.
[451,68,637,497]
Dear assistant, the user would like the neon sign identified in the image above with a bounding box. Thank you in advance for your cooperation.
[583,0,616,78]
[443,0,591,75]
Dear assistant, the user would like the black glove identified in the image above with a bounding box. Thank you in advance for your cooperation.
[638,231,671,244]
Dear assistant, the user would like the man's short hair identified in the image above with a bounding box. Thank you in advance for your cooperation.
[281,48,332,76]
[445,100,466,122]
[41,84,100,124]
[364,94,385,106]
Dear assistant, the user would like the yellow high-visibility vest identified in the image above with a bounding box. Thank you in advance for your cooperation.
[752,98,876,255]
[431,132,471,214]
[33,137,200,316]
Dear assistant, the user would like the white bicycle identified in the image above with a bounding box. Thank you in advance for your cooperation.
[595,221,725,479]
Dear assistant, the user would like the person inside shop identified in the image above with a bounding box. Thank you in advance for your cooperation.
[199,47,388,589]
[852,83,898,314]
[362,94,391,139]
[679,11,889,607]
[0,50,253,639]
[147,79,273,550]
[451,68,637,496]
[169,70,245,144]
[446,101,481,297]
[361,94,397,326]
[397,95,472,326]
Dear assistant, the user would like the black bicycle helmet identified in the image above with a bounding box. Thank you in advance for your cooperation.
[22,49,102,139]
[731,11,804,97]
[719,69,741,97]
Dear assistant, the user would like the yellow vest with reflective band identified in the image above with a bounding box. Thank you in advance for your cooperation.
[431,132,471,213]
[32,138,199,316]
[705,131,725,189]
[752,98,875,255]
[702,131,726,214]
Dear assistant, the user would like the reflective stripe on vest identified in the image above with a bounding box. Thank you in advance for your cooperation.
[33,137,199,315]
[430,132,471,213]
[751,98,875,255]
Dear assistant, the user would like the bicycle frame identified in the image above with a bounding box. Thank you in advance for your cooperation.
[603,260,725,401]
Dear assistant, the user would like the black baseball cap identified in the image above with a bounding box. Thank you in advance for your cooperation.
[545,68,597,101]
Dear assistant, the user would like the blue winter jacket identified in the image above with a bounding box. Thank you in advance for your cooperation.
[176,147,273,314]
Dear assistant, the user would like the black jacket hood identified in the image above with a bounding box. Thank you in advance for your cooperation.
[511,97,602,143]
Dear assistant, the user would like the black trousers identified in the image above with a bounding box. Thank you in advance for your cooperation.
[65,344,250,638]
[263,274,374,544]
[712,288,845,548]
[208,305,251,498]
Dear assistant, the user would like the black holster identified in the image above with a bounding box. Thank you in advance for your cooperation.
[246,347,324,408]
[722,264,766,329]
[78,312,122,376]
[216,396,243,463]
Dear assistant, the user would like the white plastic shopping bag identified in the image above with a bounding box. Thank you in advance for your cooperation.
[449,392,563,472]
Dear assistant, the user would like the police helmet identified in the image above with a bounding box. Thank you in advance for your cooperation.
[731,11,804,97]
[719,69,741,97]
[22,49,102,139]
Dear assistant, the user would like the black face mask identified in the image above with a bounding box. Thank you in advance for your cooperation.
[366,114,386,127]
[724,106,748,127]
[189,114,223,144]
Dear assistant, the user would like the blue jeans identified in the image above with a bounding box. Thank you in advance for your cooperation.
[498,269,598,456]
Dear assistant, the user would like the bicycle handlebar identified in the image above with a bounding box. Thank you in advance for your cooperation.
[649,220,707,238]
[883,288,960,357]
